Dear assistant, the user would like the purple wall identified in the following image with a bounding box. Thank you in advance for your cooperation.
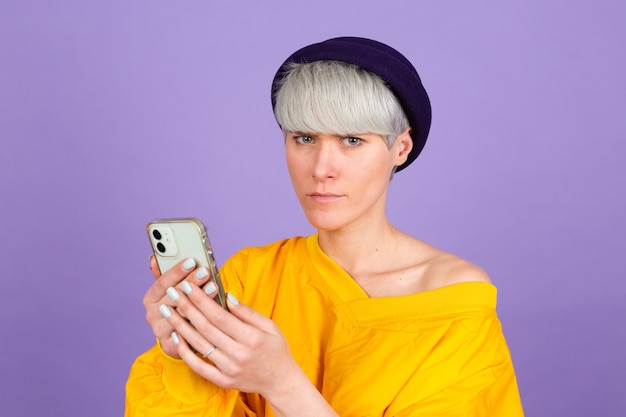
[1,1,624,416]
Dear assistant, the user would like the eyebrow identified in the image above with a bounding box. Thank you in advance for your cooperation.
[288,131,367,138]
[286,131,317,138]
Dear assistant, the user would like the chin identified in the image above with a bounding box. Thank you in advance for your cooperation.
[304,211,352,232]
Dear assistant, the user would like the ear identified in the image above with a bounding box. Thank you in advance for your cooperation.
[392,128,413,166]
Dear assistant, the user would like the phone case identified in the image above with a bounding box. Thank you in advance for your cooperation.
[146,217,228,310]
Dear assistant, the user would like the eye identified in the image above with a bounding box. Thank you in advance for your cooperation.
[295,135,314,144]
[342,136,362,146]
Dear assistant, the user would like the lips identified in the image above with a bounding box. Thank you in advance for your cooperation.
[307,192,344,204]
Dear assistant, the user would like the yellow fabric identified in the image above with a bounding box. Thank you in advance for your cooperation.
[126,234,524,416]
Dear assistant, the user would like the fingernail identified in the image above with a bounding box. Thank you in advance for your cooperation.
[159,304,172,318]
[181,281,192,295]
[183,258,196,271]
[171,331,180,345]
[195,267,209,280]
[227,293,239,305]
[204,282,217,295]
[166,287,180,302]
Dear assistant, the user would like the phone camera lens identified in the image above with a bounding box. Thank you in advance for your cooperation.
[156,242,166,253]
[152,230,162,240]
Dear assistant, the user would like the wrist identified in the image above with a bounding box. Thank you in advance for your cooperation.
[263,366,338,417]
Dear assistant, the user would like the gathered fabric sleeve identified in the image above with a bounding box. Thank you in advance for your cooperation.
[124,342,258,417]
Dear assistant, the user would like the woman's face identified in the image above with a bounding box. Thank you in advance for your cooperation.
[285,129,412,232]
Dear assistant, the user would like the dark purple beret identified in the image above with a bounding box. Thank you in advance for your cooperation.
[271,36,432,172]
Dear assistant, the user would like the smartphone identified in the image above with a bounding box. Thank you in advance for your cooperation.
[146,217,228,310]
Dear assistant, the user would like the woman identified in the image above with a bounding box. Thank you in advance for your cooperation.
[126,37,524,416]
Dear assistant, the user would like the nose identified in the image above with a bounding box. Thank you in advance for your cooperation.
[312,140,337,180]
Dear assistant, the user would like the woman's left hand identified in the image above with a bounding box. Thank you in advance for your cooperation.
[158,280,301,400]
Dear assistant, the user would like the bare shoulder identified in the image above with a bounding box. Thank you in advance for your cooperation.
[398,235,491,290]
[360,232,492,297]
[423,249,492,288]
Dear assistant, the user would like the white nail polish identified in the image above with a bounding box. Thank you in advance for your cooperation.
[195,267,209,280]
[204,282,217,295]
[227,293,239,305]
[181,281,192,295]
[159,304,172,318]
[166,287,180,302]
[171,331,180,345]
[183,258,196,271]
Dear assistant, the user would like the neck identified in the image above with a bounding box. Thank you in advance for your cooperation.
[317,217,400,277]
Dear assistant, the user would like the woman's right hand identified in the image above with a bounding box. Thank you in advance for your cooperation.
[143,256,212,358]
